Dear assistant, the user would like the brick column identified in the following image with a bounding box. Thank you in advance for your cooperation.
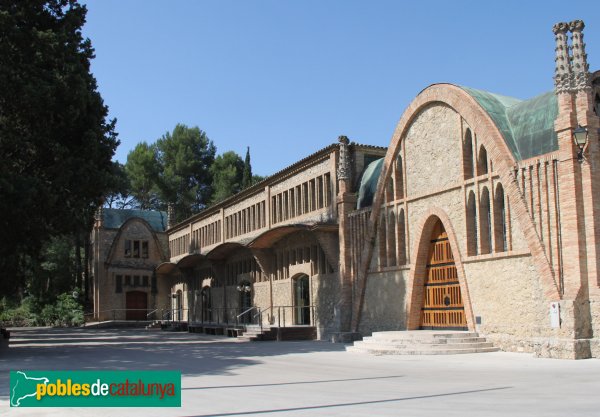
[335,136,357,333]
[553,21,594,349]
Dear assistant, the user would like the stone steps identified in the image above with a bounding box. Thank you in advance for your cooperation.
[347,331,500,355]
[237,326,317,341]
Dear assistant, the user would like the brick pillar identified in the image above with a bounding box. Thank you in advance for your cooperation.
[335,135,357,333]
[553,21,595,352]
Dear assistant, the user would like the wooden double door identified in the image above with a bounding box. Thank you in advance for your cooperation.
[420,221,467,330]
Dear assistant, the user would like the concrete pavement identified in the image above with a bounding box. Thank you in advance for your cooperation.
[1,327,599,416]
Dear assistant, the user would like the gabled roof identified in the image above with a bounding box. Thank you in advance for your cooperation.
[102,208,167,232]
[459,86,558,161]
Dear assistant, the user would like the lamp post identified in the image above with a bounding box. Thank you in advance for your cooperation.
[573,125,589,162]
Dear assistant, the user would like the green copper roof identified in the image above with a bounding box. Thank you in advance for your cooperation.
[459,86,558,161]
[357,158,383,209]
[103,208,167,232]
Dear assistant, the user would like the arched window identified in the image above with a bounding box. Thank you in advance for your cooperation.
[386,177,394,203]
[479,187,492,254]
[494,183,507,252]
[466,191,478,256]
[477,145,488,176]
[379,213,387,268]
[387,212,397,266]
[463,129,474,180]
[395,155,404,199]
[594,93,600,116]
[397,209,407,265]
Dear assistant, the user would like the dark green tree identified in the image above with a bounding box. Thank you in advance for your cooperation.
[242,147,252,189]
[104,162,134,209]
[125,142,160,210]
[155,124,216,221]
[0,0,118,297]
[210,151,244,204]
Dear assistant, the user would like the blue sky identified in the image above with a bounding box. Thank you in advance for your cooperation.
[81,0,599,177]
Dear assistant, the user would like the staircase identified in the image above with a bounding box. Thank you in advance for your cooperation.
[238,325,317,341]
[347,331,499,355]
[145,320,163,331]
[237,325,277,341]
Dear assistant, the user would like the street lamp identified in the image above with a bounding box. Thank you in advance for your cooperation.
[573,125,589,162]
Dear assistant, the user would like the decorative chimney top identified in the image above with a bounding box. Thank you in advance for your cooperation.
[337,135,351,180]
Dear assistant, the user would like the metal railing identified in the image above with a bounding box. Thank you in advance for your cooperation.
[84,305,318,329]
[272,305,316,328]
[84,308,157,322]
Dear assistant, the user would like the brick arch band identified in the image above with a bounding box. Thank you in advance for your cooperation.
[350,83,560,332]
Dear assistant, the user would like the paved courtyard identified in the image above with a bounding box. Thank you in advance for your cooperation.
[1,327,599,416]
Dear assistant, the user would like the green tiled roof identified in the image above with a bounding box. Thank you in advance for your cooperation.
[459,86,558,161]
[102,208,167,232]
[357,158,383,209]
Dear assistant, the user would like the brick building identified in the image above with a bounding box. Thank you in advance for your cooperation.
[89,208,170,321]
[159,21,600,358]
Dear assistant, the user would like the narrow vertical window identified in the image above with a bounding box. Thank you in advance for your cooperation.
[477,145,489,176]
[115,275,122,293]
[133,240,140,258]
[398,209,406,264]
[124,240,132,257]
[141,241,149,258]
[463,129,474,180]
[494,183,507,252]
[467,191,478,256]
[387,212,397,266]
[379,213,387,268]
[480,187,492,254]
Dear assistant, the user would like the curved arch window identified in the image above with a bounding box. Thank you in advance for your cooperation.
[397,209,407,265]
[494,183,507,252]
[479,187,492,254]
[395,155,404,199]
[387,212,397,266]
[463,129,474,180]
[386,177,394,203]
[466,191,478,256]
[477,145,488,176]
[379,213,387,268]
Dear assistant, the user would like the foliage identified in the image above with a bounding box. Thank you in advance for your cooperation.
[242,147,252,189]
[104,162,134,209]
[0,0,118,298]
[155,124,216,221]
[0,292,83,327]
[125,142,160,210]
[39,292,84,327]
[210,151,244,204]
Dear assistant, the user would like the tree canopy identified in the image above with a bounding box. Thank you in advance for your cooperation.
[210,151,244,204]
[0,0,118,297]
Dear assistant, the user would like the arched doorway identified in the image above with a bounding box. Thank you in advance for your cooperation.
[126,291,147,321]
[293,274,310,325]
[420,220,467,330]
[201,286,212,323]
[238,281,252,324]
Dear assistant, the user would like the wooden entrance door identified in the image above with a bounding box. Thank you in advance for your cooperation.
[126,291,147,321]
[420,221,467,330]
